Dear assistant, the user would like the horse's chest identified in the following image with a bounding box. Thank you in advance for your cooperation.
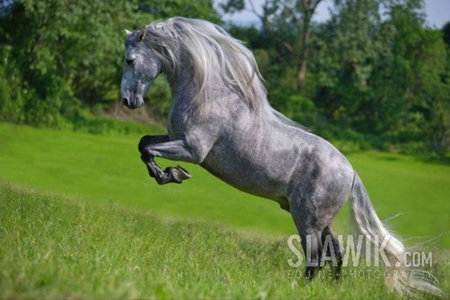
[167,112,190,139]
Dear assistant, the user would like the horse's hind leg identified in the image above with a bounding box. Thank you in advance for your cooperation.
[290,195,344,280]
[301,228,323,279]
[321,225,343,280]
[290,211,324,279]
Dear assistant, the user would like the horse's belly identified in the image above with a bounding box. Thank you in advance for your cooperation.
[200,150,289,200]
[199,128,354,205]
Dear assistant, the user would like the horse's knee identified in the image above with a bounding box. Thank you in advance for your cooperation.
[138,135,170,153]
[138,136,151,153]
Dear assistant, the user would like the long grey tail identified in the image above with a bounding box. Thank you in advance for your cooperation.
[349,172,445,298]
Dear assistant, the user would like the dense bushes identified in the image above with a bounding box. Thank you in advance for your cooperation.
[0,0,449,158]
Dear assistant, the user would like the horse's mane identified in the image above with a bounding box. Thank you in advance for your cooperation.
[136,17,303,128]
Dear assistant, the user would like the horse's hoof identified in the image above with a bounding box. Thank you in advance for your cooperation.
[170,165,191,183]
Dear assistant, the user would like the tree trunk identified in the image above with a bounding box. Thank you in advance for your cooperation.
[297,22,310,91]
[297,0,321,91]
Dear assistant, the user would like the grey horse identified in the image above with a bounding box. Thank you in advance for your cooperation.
[120,17,443,297]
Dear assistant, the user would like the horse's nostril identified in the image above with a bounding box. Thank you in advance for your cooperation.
[122,97,129,106]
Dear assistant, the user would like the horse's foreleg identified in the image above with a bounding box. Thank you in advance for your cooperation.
[139,135,193,185]
[141,154,190,184]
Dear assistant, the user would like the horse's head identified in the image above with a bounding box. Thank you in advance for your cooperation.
[121,26,161,109]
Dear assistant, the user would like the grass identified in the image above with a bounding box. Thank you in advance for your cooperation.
[0,123,448,244]
[0,183,430,299]
[0,122,449,298]
[0,122,295,235]
[348,152,450,247]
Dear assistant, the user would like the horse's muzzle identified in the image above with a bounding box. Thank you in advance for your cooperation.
[121,91,144,109]
[121,79,148,109]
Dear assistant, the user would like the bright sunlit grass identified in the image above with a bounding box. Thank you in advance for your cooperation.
[4,183,446,299]
[0,122,449,298]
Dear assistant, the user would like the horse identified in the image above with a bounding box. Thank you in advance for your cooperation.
[120,17,444,297]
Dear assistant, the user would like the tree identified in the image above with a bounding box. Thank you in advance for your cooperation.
[0,0,219,126]
[311,0,390,131]
[442,21,450,46]
[220,0,323,91]
[310,0,450,155]
[139,0,221,22]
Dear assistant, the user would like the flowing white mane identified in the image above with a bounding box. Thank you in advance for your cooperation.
[132,17,302,127]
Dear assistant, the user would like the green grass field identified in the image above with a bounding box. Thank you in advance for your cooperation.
[3,183,447,299]
[0,122,449,298]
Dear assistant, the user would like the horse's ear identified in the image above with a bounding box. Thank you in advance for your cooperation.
[138,26,147,42]
[125,29,132,36]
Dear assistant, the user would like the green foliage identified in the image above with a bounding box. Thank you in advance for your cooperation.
[1,0,449,157]
[69,115,156,136]
[285,95,317,123]
[227,0,450,157]
[139,0,221,21]
[443,21,450,46]
[220,0,245,14]
[0,0,218,128]
[0,47,26,123]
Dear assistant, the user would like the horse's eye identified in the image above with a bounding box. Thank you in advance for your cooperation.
[125,57,135,65]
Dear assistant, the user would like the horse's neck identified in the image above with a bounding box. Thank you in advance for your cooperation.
[167,65,196,102]
[167,64,227,108]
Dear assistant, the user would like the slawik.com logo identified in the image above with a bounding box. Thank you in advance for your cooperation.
[286,234,434,279]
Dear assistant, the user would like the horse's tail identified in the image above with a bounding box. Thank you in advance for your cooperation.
[349,172,445,298]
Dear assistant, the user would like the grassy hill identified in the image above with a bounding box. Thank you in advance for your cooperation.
[0,122,448,244]
[1,183,440,299]
[0,122,449,298]
[0,122,295,235]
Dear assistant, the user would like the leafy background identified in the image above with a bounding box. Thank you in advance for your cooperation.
[0,0,449,158]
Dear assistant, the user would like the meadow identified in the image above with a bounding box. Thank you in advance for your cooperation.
[0,122,449,298]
